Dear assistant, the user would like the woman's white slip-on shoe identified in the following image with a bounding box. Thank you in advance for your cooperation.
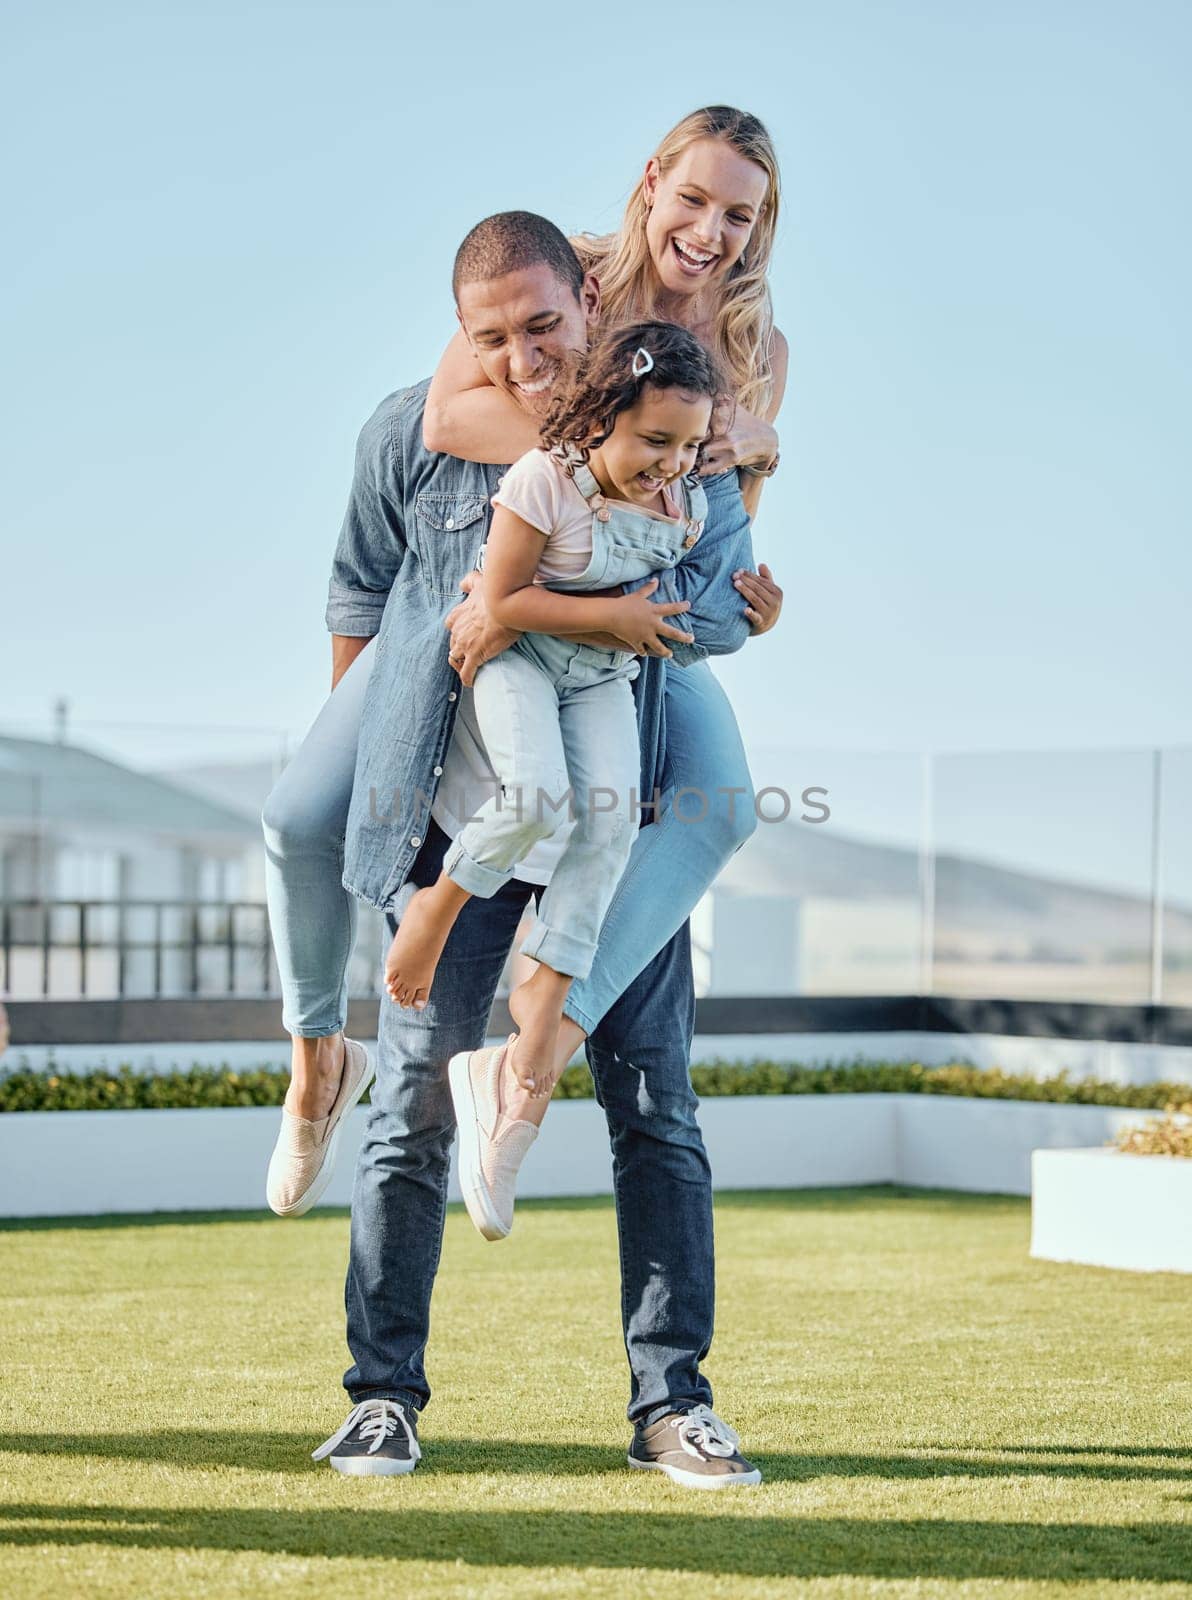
[266,1037,374,1216]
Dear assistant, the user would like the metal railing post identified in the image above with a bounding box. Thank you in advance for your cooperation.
[1149,747,1165,1007]
[918,750,936,996]
[190,905,200,994]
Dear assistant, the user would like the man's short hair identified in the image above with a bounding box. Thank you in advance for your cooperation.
[452,211,584,304]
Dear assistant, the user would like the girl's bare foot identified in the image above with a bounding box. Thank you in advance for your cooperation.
[385,878,470,1008]
[502,965,589,1123]
[508,964,571,1092]
[287,1032,346,1120]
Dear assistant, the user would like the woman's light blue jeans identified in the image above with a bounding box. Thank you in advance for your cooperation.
[262,638,755,1037]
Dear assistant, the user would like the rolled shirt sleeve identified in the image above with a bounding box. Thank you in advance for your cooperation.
[325,396,409,636]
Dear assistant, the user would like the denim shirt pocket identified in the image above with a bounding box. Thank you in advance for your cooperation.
[413,491,490,598]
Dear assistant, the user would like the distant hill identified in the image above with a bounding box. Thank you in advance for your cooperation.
[721,813,1192,959]
[155,755,1192,962]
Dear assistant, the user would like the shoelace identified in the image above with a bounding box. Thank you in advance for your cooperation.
[675,1404,742,1460]
[311,1398,421,1462]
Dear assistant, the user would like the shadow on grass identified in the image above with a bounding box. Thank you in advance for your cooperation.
[923,1442,1192,1462]
[0,1500,1186,1582]
[0,1200,610,1233]
[0,1208,300,1232]
[1,1433,1186,1484]
[0,1187,1021,1233]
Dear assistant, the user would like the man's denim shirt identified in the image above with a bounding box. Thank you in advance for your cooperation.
[327,380,755,912]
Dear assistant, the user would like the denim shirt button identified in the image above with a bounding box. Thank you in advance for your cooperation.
[433,765,443,776]
[410,835,422,847]
[445,517,454,529]
[447,691,457,702]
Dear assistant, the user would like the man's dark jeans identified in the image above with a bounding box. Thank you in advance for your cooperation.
[344,819,715,1425]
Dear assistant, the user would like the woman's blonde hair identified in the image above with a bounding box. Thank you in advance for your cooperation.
[574,106,780,417]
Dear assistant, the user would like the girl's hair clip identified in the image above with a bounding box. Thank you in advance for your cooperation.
[631,347,655,379]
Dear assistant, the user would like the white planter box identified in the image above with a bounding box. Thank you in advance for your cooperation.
[0,1093,1140,1219]
[1031,1147,1192,1274]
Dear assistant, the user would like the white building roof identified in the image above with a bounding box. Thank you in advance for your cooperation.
[0,735,260,842]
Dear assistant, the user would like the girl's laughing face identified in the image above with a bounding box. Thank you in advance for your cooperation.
[590,386,713,509]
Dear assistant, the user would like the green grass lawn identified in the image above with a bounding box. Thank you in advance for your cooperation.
[1,1188,1190,1599]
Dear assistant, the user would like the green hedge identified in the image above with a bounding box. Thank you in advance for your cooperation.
[0,1058,1187,1113]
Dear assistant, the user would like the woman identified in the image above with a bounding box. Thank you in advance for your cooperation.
[425,105,787,516]
[263,105,787,1217]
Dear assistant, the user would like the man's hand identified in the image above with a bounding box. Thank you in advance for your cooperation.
[733,563,783,634]
[443,570,520,687]
[605,581,694,658]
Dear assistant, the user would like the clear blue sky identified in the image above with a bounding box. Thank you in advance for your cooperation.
[4,0,1189,808]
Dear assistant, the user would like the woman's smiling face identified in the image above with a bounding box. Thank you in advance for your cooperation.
[643,137,770,298]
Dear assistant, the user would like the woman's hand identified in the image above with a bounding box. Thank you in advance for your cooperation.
[733,563,783,634]
[699,405,778,477]
[606,580,694,657]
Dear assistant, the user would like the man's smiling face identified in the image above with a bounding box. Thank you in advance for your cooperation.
[455,263,599,418]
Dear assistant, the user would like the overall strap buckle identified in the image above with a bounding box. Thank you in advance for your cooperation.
[551,444,606,506]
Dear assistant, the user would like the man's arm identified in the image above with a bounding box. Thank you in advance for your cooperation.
[423,330,542,462]
[330,634,371,691]
[325,396,409,673]
[443,574,691,687]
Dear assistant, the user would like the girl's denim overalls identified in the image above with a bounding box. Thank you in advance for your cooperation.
[442,453,708,979]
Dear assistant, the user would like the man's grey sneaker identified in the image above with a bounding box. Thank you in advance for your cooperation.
[267,1037,374,1217]
[311,1397,421,1476]
[628,1405,762,1490]
[448,1036,538,1241]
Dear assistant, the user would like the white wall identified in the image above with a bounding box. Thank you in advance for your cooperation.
[0,1094,1149,1218]
[704,894,799,995]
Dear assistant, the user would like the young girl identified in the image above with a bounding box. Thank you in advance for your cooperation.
[382,321,724,1237]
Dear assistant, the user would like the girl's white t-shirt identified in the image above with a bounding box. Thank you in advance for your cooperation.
[489,449,595,582]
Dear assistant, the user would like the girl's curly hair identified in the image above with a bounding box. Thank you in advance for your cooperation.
[539,321,731,469]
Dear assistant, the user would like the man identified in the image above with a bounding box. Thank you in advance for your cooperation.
[309,213,762,1488]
